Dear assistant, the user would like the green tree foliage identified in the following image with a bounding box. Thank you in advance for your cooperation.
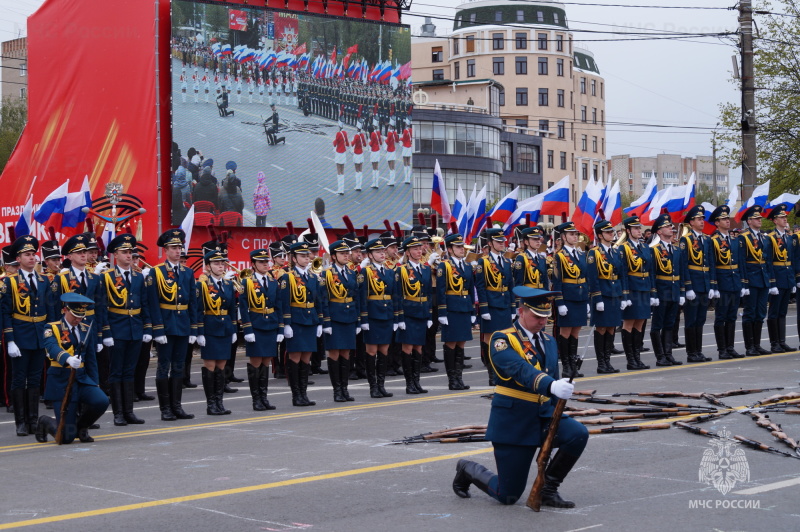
[0,97,27,175]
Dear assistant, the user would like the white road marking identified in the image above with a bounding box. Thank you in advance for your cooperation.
[270,164,285,171]
[733,476,800,495]
[230,147,241,152]
[196,133,206,137]
[564,526,603,532]
[324,187,342,196]
[323,156,335,162]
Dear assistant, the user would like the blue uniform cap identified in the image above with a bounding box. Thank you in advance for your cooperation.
[11,235,39,256]
[593,220,614,234]
[521,226,544,238]
[402,236,423,250]
[289,242,312,254]
[444,233,465,246]
[157,229,186,247]
[250,248,270,261]
[683,205,705,223]
[485,227,506,241]
[742,204,763,220]
[61,292,93,317]
[63,234,90,255]
[329,239,351,255]
[512,286,561,317]
[107,234,137,254]
[767,203,791,220]
[652,213,673,232]
[623,216,642,228]
[365,238,387,252]
[225,160,237,171]
[555,221,578,233]
[709,205,730,224]
[204,249,227,263]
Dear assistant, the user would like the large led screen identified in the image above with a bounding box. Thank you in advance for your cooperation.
[170,1,412,228]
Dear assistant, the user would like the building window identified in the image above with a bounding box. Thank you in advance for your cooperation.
[470,13,476,23]
[466,35,475,53]
[539,120,549,136]
[538,88,549,106]
[516,33,527,49]
[516,144,539,173]
[431,46,443,63]
[557,89,565,107]
[467,59,475,77]
[580,105,587,122]
[516,118,528,128]
[580,77,586,94]
[495,10,503,22]
[600,82,604,99]
[592,136,598,152]
[493,57,505,75]
[538,33,548,50]
[516,88,528,106]
[514,57,527,75]
[453,38,460,55]
[538,57,548,75]
[432,69,444,81]
[490,85,500,115]
[547,150,554,169]
[556,35,564,51]
[581,135,587,151]
[20,63,27,77]
[591,79,597,96]
[592,108,597,124]
[493,33,504,50]
[537,11,544,22]
[554,13,560,25]
[454,62,460,80]
[601,110,604,125]
[501,142,512,171]
[557,120,565,138]
[601,138,605,154]
[517,9,524,22]
[414,121,500,160]
[582,162,588,180]
[560,151,567,170]
[498,89,505,106]
[556,59,564,76]
[20,87,27,99]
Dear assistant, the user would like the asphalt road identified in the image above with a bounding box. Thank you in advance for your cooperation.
[1,308,799,531]
[171,59,412,229]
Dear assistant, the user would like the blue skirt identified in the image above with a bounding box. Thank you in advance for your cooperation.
[201,334,232,360]
[591,296,622,328]
[399,316,427,346]
[326,321,357,350]
[364,318,393,345]
[286,323,318,352]
[622,290,651,320]
[245,329,278,358]
[481,307,513,335]
[441,311,474,343]
[559,300,588,328]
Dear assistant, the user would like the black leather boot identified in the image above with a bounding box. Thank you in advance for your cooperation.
[595,330,611,373]
[412,350,428,393]
[603,332,620,373]
[110,382,127,426]
[542,451,581,508]
[365,355,382,398]
[662,329,681,366]
[170,377,195,419]
[26,387,40,434]
[685,327,700,362]
[35,415,56,443]
[651,330,669,366]
[287,360,307,406]
[299,362,317,405]
[743,321,759,356]
[725,321,744,358]
[715,325,731,359]
[639,321,650,352]
[778,318,793,352]
[214,368,232,414]
[767,319,783,353]
[183,343,197,388]
[203,367,224,415]
[247,364,267,411]
[443,345,459,390]
[339,357,354,401]
[694,326,709,362]
[259,365,276,409]
[621,329,639,370]
[12,388,28,436]
[402,352,418,394]
[557,335,574,378]
[753,321,770,355]
[631,329,650,369]
[122,382,145,424]
[376,354,393,397]
[328,358,347,402]
[453,459,495,499]
[222,366,238,394]
[568,336,584,378]
[608,330,623,354]
[481,342,496,386]
[156,378,177,421]
[455,346,470,389]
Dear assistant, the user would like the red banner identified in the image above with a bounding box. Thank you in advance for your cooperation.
[229,9,248,31]
[273,12,299,51]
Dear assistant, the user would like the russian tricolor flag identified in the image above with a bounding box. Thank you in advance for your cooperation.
[503,195,543,235]
[735,180,770,222]
[452,184,467,233]
[15,195,33,237]
[763,192,800,218]
[430,160,452,224]
[33,180,69,229]
[625,172,657,217]
[488,187,519,226]
[61,175,92,236]
[598,180,622,227]
[222,44,232,56]
[468,185,488,241]
[539,175,570,216]
[572,178,604,235]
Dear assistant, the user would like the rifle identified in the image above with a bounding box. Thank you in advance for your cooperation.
[54,368,77,445]
[392,425,487,444]
[679,411,733,424]
[676,422,800,459]
[526,327,591,512]
[612,391,705,399]
[701,394,730,408]
[573,396,716,410]
[753,392,800,407]
[572,389,596,397]
[587,423,671,435]
[746,412,799,452]
[579,412,697,425]
[569,406,715,415]
[714,387,784,398]
[785,409,800,415]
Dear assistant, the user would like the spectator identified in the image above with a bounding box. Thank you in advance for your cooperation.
[222,169,241,192]
[172,166,192,205]
[253,171,271,227]
[218,180,244,217]
[193,166,219,208]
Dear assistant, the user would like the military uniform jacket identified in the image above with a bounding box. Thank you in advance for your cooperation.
[680,232,716,293]
[587,245,626,305]
[195,276,237,338]
[240,274,287,334]
[485,323,560,446]
[738,230,775,289]
[101,268,152,341]
[651,241,685,302]
[551,248,589,303]
[286,267,326,327]
[359,264,401,325]
[398,262,432,321]
[49,268,106,341]
[513,250,549,291]
[475,254,514,310]
[436,258,475,317]
[619,241,654,295]
[766,230,795,289]
[2,272,50,349]
[42,319,98,402]
[711,231,744,293]
[146,262,198,337]
[323,266,360,325]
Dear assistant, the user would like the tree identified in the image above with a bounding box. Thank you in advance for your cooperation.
[718,1,800,198]
[0,97,27,175]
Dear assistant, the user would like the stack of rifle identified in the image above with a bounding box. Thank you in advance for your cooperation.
[392,425,487,444]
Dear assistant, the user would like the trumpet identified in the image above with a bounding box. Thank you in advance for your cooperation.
[132,258,155,273]
[224,261,252,293]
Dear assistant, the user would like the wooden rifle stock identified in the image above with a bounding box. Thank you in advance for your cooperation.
[525,395,568,511]
[54,368,76,445]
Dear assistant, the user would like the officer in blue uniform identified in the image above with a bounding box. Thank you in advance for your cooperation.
[240,248,286,411]
[102,234,150,426]
[35,293,110,444]
[679,205,715,363]
[513,226,549,292]
[618,216,652,370]
[551,221,589,378]
[452,286,588,507]
[284,241,327,407]
[649,214,685,366]
[586,220,625,373]
[765,203,795,352]
[709,205,746,359]
[359,238,402,399]
[196,249,238,416]
[398,235,433,395]
[147,229,197,421]
[2,236,50,436]
[738,205,775,356]
[475,227,514,385]
[321,239,359,402]
[437,233,476,390]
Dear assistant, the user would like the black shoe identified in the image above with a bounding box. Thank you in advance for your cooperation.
[169,378,195,419]
[453,459,494,499]
[420,363,437,373]
[122,382,145,424]
[110,382,127,426]
[541,451,580,508]
[12,389,28,436]
[156,378,177,421]
[203,367,224,415]
[183,380,198,389]
[214,368,232,415]
[77,428,94,443]
[137,392,155,401]
[229,375,245,383]
[35,415,55,443]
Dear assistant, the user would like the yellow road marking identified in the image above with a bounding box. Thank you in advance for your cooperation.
[0,448,492,530]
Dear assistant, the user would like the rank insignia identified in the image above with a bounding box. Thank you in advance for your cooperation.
[513,261,522,270]
[320,278,326,287]
[51,283,58,293]
[437,268,443,277]
[44,329,53,338]
[280,279,287,289]
[356,274,364,283]
[146,276,154,286]
[0,283,6,294]
[587,254,595,264]
[475,264,483,274]
[493,338,508,351]
[680,241,686,250]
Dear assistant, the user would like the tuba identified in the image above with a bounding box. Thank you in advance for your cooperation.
[311,256,324,274]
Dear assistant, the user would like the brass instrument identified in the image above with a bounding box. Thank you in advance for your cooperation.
[224,261,252,293]
[680,223,691,239]
[132,258,155,273]
[648,236,662,248]
[311,256,324,274]
[614,231,628,247]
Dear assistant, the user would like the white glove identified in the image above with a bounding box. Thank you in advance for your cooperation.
[143,334,152,343]
[232,333,238,344]
[711,289,720,299]
[686,290,696,301]
[154,336,168,345]
[223,270,236,281]
[355,327,361,335]
[141,267,151,278]
[277,333,285,343]
[244,333,256,343]
[59,268,70,275]
[558,305,568,316]
[650,298,657,307]
[508,243,517,252]
[620,301,627,310]
[654,298,660,307]
[188,335,197,344]
[595,301,605,312]
[740,288,747,297]
[794,287,797,294]
[625,300,632,309]
[769,287,779,295]
[551,379,575,400]
[316,325,323,337]
[283,325,294,338]
[323,327,333,335]
[360,323,369,331]
[511,313,516,321]
[96,344,103,353]
[360,258,371,269]
[66,356,82,369]
[7,341,21,358]
[587,304,591,315]
[398,321,406,330]
[392,323,399,331]
[103,338,114,347]
[93,261,109,274]
[196,335,206,347]
[680,296,686,306]
[427,252,440,265]
[438,316,449,326]
[481,313,492,320]
[797,282,800,289]
[427,320,433,328]
[471,315,477,324]
[743,288,750,296]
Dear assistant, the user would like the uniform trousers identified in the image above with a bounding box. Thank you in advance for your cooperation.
[11,349,46,390]
[714,291,739,325]
[767,287,792,320]
[109,339,143,383]
[651,300,678,332]
[51,384,109,444]
[155,335,189,380]
[742,287,769,323]
[683,292,710,328]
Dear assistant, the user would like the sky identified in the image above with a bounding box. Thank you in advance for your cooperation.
[1,0,742,180]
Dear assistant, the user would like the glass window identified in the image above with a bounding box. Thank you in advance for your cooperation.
[490,85,500,115]
[580,77,586,94]
[582,163,588,180]
[592,108,597,124]
[539,120,549,136]
[470,13,476,23]
[516,144,539,174]
[493,57,504,75]
[501,142,512,171]
[467,59,475,77]
[493,33,504,50]
[515,57,527,75]
[431,47,443,63]
[560,151,567,170]
[556,58,564,76]
[554,13,560,25]
[581,105,587,122]
[538,57,548,75]
[591,79,597,96]
[556,35,564,51]
[538,88,549,106]
[601,82,604,99]
[453,38,460,55]
[515,118,528,128]
[20,63,27,77]
[517,10,524,22]
[592,136,598,152]
[537,11,544,22]
[557,89,565,107]
[454,62,460,80]
[538,33,548,50]
[581,135,587,151]
[466,35,475,53]
[601,110,604,125]
[515,33,527,49]
[495,10,503,22]
[516,88,528,106]
[557,120,565,138]
[499,89,505,106]
[432,69,444,81]
[547,150,554,169]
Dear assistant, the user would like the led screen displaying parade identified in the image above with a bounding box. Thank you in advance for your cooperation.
[170,1,413,228]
